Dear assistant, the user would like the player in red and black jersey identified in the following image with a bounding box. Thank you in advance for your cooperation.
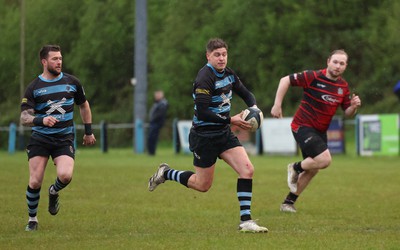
[271,50,361,213]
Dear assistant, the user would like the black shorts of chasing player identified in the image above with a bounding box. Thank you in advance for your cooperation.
[292,126,327,159]
[26,133,75,160]
[189,127,241,168]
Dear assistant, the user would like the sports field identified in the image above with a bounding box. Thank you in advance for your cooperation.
[0,147,399,249]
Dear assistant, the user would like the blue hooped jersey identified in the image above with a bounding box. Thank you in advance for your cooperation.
[192,63,256,129]
[21,72,87,139]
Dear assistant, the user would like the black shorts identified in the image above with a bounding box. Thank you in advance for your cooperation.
[292,126,327,159]
[189,127,241,168]
[26,133,75,160]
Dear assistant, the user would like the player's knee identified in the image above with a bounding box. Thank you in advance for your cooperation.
[29,180,42,189]
[239,163,254,178]
[318,157,331,169]
[197,182,212,192]
[58,174,72,185]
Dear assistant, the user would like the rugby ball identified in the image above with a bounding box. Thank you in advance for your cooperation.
[241,107,264,132]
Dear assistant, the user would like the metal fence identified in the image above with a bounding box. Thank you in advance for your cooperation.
[0,122,141,153]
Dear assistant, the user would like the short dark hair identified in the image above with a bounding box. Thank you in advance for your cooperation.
[39,45,61,60]
[206,38,228,53]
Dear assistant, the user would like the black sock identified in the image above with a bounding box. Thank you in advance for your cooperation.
[164,169,194,187]
[52,177,70,193]
[283,192,298,205]
[26,186,41,217]
[237,178,252,221]
[293,162,304,174]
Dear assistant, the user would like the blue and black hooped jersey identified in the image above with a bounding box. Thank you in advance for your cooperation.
[192,63,256,130]
[21,72,87,139]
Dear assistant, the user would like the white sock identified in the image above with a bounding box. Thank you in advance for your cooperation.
[29,217,38,222]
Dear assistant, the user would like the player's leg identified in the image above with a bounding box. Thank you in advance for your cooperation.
[25,155,48,231]
[282,164,325,213]
[149,128,219,192]
[292,149,331,192]
[296,168,319,195]
[221,147,268,233]
[148,163,213,192]
[148,152,215,192]
[186,165,215,192]
[148,163,203,192]
[221,146,254,221]
[282,127,330,212]
[53,155,74,190]
[48,144,75,216]
[288,127,330,191]
[301,149,332,171]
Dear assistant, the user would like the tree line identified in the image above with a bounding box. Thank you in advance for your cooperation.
[0,0,399,132]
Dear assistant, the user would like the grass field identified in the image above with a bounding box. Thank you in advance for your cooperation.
[0,146,399,250]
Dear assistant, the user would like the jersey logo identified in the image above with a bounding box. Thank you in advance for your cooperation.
[46,98,67,115]
[338,88,343,95]
[317,83,326,88]
[218,91,231,110]
[321,95,340,103]
[194,151,201,160]
[304,136,313,144]
[195,88,210,95]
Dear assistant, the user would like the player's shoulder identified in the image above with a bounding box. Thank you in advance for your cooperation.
[196,65,214,82]
[197,64,213,75]
[62,72,81,84]
[25,76,42,90]
[224,66,234,74]
[291,69,314,77]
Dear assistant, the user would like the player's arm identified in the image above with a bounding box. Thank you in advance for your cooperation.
[344,94,361,118]
[79,100,96,145]
[20,109,58,127]
[195,92,231,124]
[230,79,257,129]
[271,75,291,118]
[233,80,256,108]
[20,109,36,127]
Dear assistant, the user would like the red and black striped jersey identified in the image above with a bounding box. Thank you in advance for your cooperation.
[290,69,351,133]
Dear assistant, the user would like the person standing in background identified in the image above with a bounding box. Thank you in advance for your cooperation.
[147,90,168,155]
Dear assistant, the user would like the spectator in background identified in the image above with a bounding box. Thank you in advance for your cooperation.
[147,90,168,155]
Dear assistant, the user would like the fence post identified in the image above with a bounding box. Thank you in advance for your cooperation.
[172,118,180,154]
[100,120,108,153]
[8,123,17,154]
[135,119,144,153]
[256,129,263,155]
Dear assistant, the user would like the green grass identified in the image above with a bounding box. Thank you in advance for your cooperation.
[0,147,399,250]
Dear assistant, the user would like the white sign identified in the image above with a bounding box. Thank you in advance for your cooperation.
[261,118,297,155]
[177,120,192,153]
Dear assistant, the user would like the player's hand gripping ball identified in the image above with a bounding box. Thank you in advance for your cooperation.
[241,107,264,132]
